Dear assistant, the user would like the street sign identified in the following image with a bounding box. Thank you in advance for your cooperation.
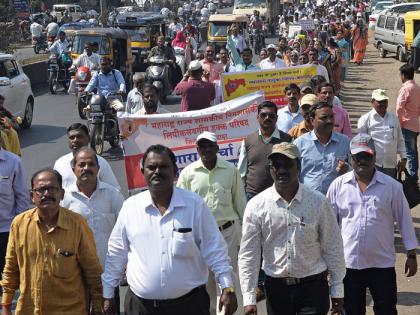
[13,0,30,18]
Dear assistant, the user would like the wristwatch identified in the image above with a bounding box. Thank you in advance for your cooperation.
[223,287,235,294]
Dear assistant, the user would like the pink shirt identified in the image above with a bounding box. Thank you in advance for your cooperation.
[200,60,223,83]
[333,105,353,138]
[396,80,420,132]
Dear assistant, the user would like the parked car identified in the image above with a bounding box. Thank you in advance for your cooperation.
[382,2,420,14]
[369,1,393,30]
[373,12,407,62]
[0,54,34,128]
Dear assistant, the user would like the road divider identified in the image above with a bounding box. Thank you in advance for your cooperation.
[22,58,48,90]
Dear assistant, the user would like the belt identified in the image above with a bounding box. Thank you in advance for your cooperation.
[219,220,234,231]
[267,271,326,286]
[137,285,205,308]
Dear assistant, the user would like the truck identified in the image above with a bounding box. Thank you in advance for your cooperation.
[232,0,282,31]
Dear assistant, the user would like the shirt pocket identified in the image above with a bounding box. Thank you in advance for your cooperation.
[52,249,77,279]
[212,182,230,207]
[172,231,196,258]
[0,175,12,194]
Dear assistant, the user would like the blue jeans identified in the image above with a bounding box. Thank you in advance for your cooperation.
[402,128,419,180]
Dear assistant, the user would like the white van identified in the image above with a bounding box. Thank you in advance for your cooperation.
[52,4,83,22]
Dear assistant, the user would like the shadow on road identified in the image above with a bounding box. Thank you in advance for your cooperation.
[19,124,67,149]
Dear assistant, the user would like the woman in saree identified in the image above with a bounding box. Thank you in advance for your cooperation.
[336,29,350,81]
[327,38,343,94]
[352,18,368,65]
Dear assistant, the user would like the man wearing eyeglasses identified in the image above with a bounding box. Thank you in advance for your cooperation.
[326,134,418,315]
[1,168,104,315]
[239,142,346,315]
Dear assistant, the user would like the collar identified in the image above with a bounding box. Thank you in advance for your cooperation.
[297,120,310,131]
[132,87,142,95]
[194,157,227,171]
[309,130,339,143]
[258,128,280,139]
[0,148,6,160]
[403,80,415,87]
[144,187,186,212]
[370,108,388,120]
[345,170,386,186]
[33,207,70,230]
[68,180,105,194]
[271,183,303,204]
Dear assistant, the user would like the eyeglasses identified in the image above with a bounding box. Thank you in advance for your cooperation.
[32,186,60,195]
[259,112,277,119]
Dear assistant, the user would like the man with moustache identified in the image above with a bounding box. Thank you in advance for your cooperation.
[327,134,418,315]
[54,123,120,189]
[259,44,286,70]
[276,83,303,133]
[288,94,317,140]
[239,143,346,315]
[102,145,238,315]
[201,45,224,83]
[61,147,124,313]
[357,89,407,179]
[294,102,350,194]
[1,169,103,315]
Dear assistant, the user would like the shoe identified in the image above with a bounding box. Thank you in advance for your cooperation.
[256,286,266,302]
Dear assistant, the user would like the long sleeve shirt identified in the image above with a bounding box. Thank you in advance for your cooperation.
[276,106,304,133]
[327,171,419,269]
[177,157,247,225]
[72,52,100,71]
[1,207,104,313]
[239,184,346,306]
[54,152,120,190]
[333,105,353,138]
[61,181,124,267]
[396,80,420,132]
[357,109,407,168]
[294,131,351,194]
[102,187,233,299]
[85,69,126,97]
[49,39,69,55]
[0,149,31,233]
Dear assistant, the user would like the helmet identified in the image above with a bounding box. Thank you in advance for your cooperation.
[76,66,92,82]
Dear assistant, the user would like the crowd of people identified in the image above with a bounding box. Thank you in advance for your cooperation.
[1,0,420,315]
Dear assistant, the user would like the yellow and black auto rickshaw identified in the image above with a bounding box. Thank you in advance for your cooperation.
[404,10,420,64]
[207,14,248,53]
[115,12,166,71]
[70,27,134,84]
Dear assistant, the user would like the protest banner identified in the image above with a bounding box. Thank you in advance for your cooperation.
[288,24,302,38]
[221,65,318,106]
[299,19,315,30]
[119,91,265,194]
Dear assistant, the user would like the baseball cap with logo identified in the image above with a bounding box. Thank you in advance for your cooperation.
[371,89,389,101]
[189,60,203,71]
[196,131,217,143]
[268,142,301,160]
[350,133,376,155]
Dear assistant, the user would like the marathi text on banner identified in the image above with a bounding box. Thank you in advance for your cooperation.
[119,91,265,193]
[221,65,318,106]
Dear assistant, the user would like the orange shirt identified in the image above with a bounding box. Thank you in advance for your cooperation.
[288,120,311,140]
[1,207,103,314]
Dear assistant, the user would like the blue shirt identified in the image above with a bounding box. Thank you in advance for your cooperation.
[294,131,351,194]
[276,106,304,133]
[0,149,31,232]
[85,69,126,97]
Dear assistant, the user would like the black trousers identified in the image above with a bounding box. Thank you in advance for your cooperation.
[124,286,210,315]
[265,275,330,315]
[0,232,9,277]
[376,166,398,179]
[344,268,397,315]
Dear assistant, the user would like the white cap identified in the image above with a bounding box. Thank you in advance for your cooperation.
[267,44,276,50]
[196,131,217,143]
[189,60,202,71]
[356,12,362,17]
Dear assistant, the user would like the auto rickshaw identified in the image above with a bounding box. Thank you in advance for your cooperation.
[404,10,420,64]
[58,21,96,43]
[70,28,134,86]
[207,14,248,53]
[115,12,166,72]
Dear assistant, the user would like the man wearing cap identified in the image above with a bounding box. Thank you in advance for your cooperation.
[326,133,418,315]
[276,83,303,133]
[299,81,314,96]
[357,89,407,179]
[294,101,350,194]
[239,142,346,315]
[259,44,286,70]
[288,94,317,140]
[177,131,246,315]
[175,60,215,112]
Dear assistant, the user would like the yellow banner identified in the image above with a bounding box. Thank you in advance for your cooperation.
[221,65,318,106]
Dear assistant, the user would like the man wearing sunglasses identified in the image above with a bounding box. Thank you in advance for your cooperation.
[327,133,418,315]
[239,142,346,315]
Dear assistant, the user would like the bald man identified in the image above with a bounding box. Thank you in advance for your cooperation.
[125,73,145,114]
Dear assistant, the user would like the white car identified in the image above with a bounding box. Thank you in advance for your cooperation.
[0,54,34,128]
[369,1,393,30]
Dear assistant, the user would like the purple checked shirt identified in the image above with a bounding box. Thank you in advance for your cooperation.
[326,170,418,269]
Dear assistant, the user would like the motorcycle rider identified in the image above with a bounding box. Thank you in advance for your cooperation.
[43,10,54,26]
[49,30,69,55]
[168,16,183,38]
[45,18,59,45]
[30,19,44,43]
[68,42,100,94]
[84,57,126,111]
[147,35,176,89]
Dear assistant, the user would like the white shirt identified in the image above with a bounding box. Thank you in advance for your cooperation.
[102,187,233,299]
[357,109,407,168]
[54,152,121,190]
[125,87,145,114]
[61,181,124,267]
[45,22,59,36]
[239,184,346,306]
[169,22,183,34]
[72,51,100,71]
[30,22,43,37]
[259,57,286,70]
[49,39,69,55]
[276,106,304,132]
[230,34,247,53]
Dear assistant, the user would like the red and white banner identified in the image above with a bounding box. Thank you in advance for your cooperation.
[119,91,265,193]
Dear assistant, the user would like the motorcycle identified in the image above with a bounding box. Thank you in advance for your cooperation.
[47,35,56,48]
[145,56,172,103]
[32,35,48,54]
[74,66,92,119]
[48,53,71,94]
[86,94,120,155]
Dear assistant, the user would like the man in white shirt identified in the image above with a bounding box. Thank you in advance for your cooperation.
[308,48,330,83]
[228,23,247,53]
[45,21,59,38]
[276,83,303,132]
[259,44,286,70]
[357,89,407,179]
[239,142,345,315]
[49,31,69,56]
[168,16,183,37]
[125,73,145,114]
[30,20,43,39]
[54,123,120,190]
[102,144,238,315]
